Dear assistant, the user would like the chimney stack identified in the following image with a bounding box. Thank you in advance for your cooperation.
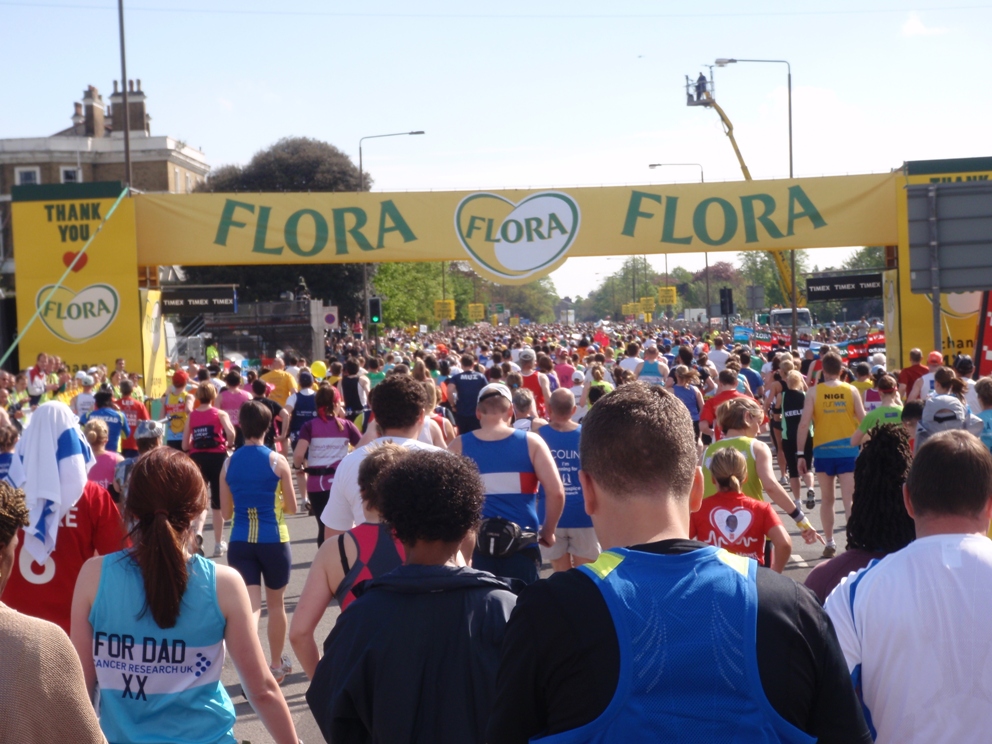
[109,79,149,135]
[82,85,105,138]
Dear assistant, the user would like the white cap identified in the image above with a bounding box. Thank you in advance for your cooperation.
[477,383,512,404]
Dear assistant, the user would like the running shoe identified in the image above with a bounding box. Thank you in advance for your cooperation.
[822,544,837,559]
[805,489,816,510]
[213,540,228,558]
[779,474,789,486]
[270,654,293,684]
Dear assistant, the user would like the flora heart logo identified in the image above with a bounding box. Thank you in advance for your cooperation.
[711,508,753,543]
[454,191,580,283]
[36,284,120,344]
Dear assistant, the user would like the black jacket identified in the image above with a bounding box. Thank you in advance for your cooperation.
[306,564,517,743]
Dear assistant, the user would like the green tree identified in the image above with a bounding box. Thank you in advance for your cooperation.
[186,137,368,316]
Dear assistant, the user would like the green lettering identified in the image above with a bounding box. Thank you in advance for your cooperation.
[44,205,54,222]
[97,299,112,314]
[284,209,329,257]
[465,215,486,240]
[546,213,567,238]
[524,217,547,242]
[692,197,738,246]
[56,204,66,222]
[661,196,692,245]
[740,194,785,243]
[484,218,501,243]
[213,199,256,246]
[332,208,374,255]
[376,200,417,248]
[43,301,57,317]
[90,203,102,220]
[786,186,827,236]
[67,203,78,221]
[82,301,96,318]
[621,191,662,237]
[252,206,283,255]
[79,203,90,220]
[500,219,524,243]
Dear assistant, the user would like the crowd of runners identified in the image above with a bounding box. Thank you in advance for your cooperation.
[1,319,992,742]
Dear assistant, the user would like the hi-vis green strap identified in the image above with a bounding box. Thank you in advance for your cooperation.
[0,187,129,370]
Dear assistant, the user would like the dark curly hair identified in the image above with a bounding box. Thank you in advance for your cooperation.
[378,450,484,545]
[369,375,425,431]
[846,424,916,553]
[0,481,29,548]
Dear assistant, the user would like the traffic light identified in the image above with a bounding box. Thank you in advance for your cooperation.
[719,288,734,316]
[368,297,382,324]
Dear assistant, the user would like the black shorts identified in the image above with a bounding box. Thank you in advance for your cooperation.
[692,421,700,440]
[166,439,184,450]
[782,435,814,479]
[227,541,292,589]
[190,451,227,509]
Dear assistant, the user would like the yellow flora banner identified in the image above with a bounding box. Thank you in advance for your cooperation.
[140,289,168,399]
[134,173,899,285]
[13,187,143,372]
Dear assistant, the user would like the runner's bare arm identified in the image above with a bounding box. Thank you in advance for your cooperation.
[529,434,564,546]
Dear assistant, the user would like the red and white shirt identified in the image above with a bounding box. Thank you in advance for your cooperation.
[689,491,782,565]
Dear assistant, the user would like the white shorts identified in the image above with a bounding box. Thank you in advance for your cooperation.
[541,527,600,562]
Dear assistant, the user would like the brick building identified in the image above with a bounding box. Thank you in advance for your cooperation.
[0,80,210,269]
[0,80,210,365]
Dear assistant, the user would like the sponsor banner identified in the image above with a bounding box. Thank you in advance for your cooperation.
[805,273,883,301]
[733,325,754,343]
[160,286,237,313]
[140,289,168,400]
[12,185,142,373]
[133,173,899,285]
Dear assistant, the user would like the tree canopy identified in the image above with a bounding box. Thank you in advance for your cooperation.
[184,137,368,316]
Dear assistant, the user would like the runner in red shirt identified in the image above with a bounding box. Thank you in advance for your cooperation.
[689,447,792,572]
[116,378,150,458]
[3,480,126,632]
[897,348,929,399]
[699,369,749,442]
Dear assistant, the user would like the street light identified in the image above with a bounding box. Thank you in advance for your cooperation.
[715,57,798,348]
[357,130,425,320]
[648,163,708,321]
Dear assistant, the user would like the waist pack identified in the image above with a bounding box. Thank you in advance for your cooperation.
[476,517,537,558]
[301,465,336,476]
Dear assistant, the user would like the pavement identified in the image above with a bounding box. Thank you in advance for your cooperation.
[214,451,848,743]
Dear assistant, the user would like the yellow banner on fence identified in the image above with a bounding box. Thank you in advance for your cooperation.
[468,303,486,321]
[134,173,900,285]
[13,189,143,373]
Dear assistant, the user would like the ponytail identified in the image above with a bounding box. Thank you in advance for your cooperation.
[124,449,207,629]
[710,447,748,493]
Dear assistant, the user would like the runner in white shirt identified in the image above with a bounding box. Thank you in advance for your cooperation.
[707,336,731,372]
[825,430,992,744]
[319,375,439,535]
[618,343,642,374]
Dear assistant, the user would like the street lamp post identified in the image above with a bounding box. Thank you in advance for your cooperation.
[357,130,425,321]
[714,58,796,348]
[648,163,707,321]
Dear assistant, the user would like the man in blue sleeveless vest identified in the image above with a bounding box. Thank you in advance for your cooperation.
[447,354,488,434]
[450,383,564,585]
[538,388,599,572]
[488,383,872,743]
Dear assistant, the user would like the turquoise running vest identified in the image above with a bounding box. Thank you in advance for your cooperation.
[534,547,815,744]
[89,551,236,744]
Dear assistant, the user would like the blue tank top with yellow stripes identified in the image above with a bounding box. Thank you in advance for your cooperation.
[226,444,288,543]
[535,547,815,744]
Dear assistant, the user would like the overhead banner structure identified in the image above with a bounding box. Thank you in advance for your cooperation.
[12,183,144,374]
[134,173,899,285]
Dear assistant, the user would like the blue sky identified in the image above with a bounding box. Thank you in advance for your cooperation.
[4,1,991,297]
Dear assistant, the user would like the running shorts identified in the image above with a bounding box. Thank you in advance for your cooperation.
[227,541,292,589]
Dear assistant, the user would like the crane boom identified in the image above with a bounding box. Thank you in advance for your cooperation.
[695,87,803,307]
